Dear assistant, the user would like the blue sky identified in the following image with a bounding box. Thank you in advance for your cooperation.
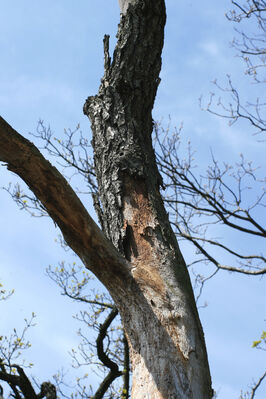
[0,1,265,398]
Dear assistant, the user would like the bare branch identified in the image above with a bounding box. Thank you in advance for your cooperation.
[46,263,129,397]
[250,372,266,399]
[0,116,132,292]
[200,77,266,135]
[226,1,266,83]
[239,371,266,399]
[121,334,130,399]
[154,124,266,279]
[93,308,122,399]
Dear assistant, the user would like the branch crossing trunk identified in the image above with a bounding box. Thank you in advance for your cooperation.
[0,1,213,397]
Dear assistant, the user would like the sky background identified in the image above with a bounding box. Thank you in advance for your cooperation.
[0,0,265,398]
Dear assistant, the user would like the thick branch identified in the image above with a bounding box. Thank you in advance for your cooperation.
[94,308,122,399]
[0,116,131,291]
[0,364,37,399]
[121,334,130,399]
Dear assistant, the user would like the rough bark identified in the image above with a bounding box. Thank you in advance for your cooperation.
[83,0,212,398]
[118,0,138,15]
[0,0,213,397]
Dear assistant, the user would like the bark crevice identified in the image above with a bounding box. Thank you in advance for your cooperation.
[84,1,213,398]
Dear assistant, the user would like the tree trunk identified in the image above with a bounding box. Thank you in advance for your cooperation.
[0,0,213,397]
[84,1,212,398]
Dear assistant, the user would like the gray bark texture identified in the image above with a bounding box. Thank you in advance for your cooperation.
[118,0,138,14]
[84,0,213,398]
[0,0,213,398]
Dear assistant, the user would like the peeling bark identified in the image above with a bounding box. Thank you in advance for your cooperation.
[84,1,213,398]
[0,0,213,397]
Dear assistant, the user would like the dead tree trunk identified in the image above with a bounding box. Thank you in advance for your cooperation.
[83,1,212,398]
[0,0,213,397]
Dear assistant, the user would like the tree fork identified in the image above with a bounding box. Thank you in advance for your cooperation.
[84,0,212,397]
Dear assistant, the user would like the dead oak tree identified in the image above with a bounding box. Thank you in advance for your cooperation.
[0,1,213,398]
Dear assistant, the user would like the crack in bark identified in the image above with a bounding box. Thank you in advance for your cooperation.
[84,1,213,398]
